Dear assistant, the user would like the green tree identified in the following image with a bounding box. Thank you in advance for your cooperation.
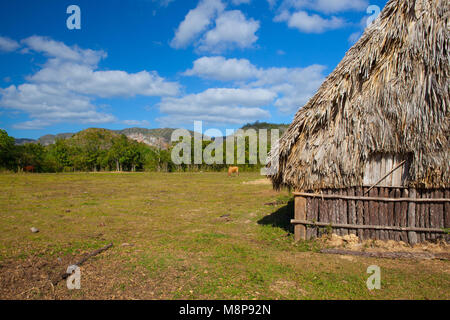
[0,129,16,170]
[14,143,46,172]
[49,139,73,171]
[108,135,129,171]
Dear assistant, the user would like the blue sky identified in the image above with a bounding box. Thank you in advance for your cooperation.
[0,0,388,139]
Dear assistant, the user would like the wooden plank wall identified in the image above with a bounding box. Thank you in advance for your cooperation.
[302,187,449,244]
[363,154,409,187]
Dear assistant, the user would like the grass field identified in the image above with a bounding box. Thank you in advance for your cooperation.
[0,172,448,299]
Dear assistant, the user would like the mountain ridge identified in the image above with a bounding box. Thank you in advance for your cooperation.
[14,122,289,149]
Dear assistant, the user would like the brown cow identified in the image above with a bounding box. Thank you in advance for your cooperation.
[228,166,239,177]
[24,165,35,173]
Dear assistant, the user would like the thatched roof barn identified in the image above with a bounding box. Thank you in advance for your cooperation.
[270,0,449,192]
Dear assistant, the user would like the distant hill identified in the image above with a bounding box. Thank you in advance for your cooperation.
[15,133,74,146]
[13,122,288,148]
[37,133,74,146]
[241,121,289,133]
[213,121,289,141]
[115,128,178,142]
[70,127,119,143]
[14,138,36,145]
[112,128,181,149]
[13,127,196,149]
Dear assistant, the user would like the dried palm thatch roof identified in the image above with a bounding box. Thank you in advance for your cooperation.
[269,0,449,191]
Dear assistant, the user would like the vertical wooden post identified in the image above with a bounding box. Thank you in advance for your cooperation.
[356,187,364,239]
[418,189,426,242]
[369,188,378,239]
[393,188,402,241]
[305,197,312,240]
[445,190,450,242]
[435,190,444,241]
[445,190,450,229]
[400,189,409,241]
[348,187,357,236]
[430,190,440,241]
[407,188,418,245]
[294,196,307,241]
[340,189,348,236]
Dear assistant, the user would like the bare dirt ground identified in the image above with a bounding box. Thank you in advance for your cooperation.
[242,179,272,185]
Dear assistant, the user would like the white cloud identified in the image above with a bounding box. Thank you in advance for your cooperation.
[184,56,327,114]
[0,36,20,52]
[13,119,53,130]
[157,88,274,126]
[0,36,180,129]
[198,10,259,53]
[314,0,367,13]
[275,10,345,33]
[2,83,117,130]
[348,31,362,44]
[279,0,368,14]
[22,36,105,65]
[28,59,180,97]
[231,0,251,5]
[184,56,258,81]
[347,11,379,45]
[172,55,324,126]
[161,88,275,108]
[170,0,259,53]
[122,119,151,127]
[249,65,326,113]
[155,0,175,7]
[157,112,263,127]
[272,0,367,34]
[267,0,278,9]
[170,0,225,49]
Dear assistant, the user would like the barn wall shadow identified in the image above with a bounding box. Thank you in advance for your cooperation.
[257,200,294,234]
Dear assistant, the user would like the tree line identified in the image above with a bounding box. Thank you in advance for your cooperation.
[0,129,269,173]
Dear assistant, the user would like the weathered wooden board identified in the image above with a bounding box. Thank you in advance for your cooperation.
[380,187,387,240]
[445,190,450,228]
[332,189,340,236]
[394,188,402,241]
[419,189,426,242]
[363,153,408,187]
[306,196,318,240]
[348,187,357,236]
[318,190,327,237]
[294,196,307,241]
[369,188,379,239]
[363,187,370,240]
[407,188,417,244]
[356,187,364,239]
[445,190,450,242]
[340,189,348,236]
[387,188,395,240]
[424,190,430,241]
[306,196,312,240]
